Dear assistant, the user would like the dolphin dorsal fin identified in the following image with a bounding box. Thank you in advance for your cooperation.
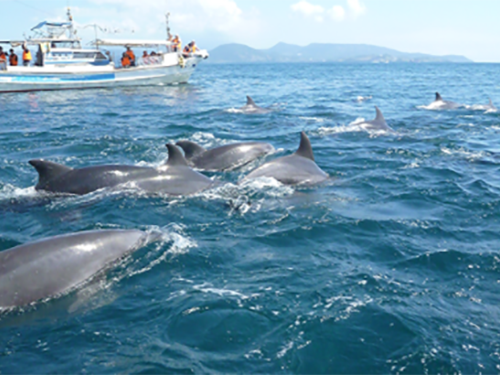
[489,98,494,107]
[374,106,385,122]
[175,140,206,160]
[29,159,72,186]
[435,92,443,101]
[246,96,256,106]
[295,132,314,161]
[165,144,189,166]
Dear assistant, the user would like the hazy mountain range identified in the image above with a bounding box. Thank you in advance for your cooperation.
[207,42,472,64]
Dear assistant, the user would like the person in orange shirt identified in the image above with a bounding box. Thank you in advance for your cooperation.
[121,52,131,68]
[125,47,135,67]
[22,45,32,66]
[0,47,7,67]
[9,49,18,66]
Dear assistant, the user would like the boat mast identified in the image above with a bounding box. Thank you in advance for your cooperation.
[67,7,74,38]
[165,12,171,40]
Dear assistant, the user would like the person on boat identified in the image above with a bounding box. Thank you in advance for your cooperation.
[172,35,181,52]
[125,47,135,67]
[142,50,149,65]
[182,43,192,57]
[190,41,197,53]
[121,52,131,68]
[22,45,32,66]
[9,49,18,66]
[0,47,6,67]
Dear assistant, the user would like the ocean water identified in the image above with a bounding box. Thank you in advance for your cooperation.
[1,62,500,374]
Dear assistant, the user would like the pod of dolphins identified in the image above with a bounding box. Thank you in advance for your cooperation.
[1,93,496,311]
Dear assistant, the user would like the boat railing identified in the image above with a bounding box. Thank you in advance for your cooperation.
[138,55,162,67]
[0,61,6,71]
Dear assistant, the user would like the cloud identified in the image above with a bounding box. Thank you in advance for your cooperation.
[291,0,365,22]
[291,1,325,22]
[328,5,346,21]
[81,0,258,36]
[347,0,366,17]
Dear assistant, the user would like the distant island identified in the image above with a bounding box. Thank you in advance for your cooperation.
[207,42,472,64]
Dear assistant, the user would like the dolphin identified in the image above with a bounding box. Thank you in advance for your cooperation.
[29,144,215,196]
[241,132,328,185]
[238,96,273,114]
[0,230,147,309]
[470,98,497,113]
[355,106,393,132]
[175,140,275,171]
[424,92,462,110]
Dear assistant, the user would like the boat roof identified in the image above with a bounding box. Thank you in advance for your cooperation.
[31,21,73,31]
[0,39,80,46]
[95,39,174,47]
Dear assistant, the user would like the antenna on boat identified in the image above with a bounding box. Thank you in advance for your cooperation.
[165,12,171,40]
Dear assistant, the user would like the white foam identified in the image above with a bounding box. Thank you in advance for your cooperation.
[356,95,372,102]
[0,184,37,200]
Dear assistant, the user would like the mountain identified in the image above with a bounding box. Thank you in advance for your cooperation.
[207,42,472,64]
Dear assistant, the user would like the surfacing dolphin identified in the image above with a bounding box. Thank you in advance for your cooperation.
[0,230,148,310]
[238,96,273,114]
[29,144,215,196]
[354,106,393,132]
[241,132,328,185]
[176,139,275,171]
[423,92,463,110]
[469,98,497,113]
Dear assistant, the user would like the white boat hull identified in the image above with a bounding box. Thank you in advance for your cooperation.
[0,56,203,93]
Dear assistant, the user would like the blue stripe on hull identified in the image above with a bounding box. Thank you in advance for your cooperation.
[0,73,116,83]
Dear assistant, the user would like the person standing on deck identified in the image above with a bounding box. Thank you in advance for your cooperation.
[172,35,181,52]
[22,45,32,66]
[9,49,18,66]
[0,47,6,68]
[125,47,135,67]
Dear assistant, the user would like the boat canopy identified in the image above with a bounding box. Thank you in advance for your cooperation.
[31,21,73,31]
[0,39,81,47]
[95,39,174,47]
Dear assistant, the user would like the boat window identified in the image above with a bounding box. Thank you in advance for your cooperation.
[73,52,96,59]
[95,52,107,60]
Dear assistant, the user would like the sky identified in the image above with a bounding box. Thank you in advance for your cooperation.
[2,0,500,62]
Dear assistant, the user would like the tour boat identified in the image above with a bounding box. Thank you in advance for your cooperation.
[0,10,209,93]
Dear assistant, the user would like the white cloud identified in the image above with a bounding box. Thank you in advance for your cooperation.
[328,5,346,21]
[347,0,366,17]
[81,0,258,36]
[291,1,325,22]
[291,0,365,23]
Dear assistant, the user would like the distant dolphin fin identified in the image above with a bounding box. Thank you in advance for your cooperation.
[165,144,189,166]
[246,96,256,106]
[295,132,314,161]
[435,92,443,101]
[29,159,73,187]
[374,106,385,122]
[175,140,206,160]
[489,98,495,107]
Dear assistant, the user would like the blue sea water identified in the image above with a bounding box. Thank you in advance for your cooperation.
[1,62,500,374]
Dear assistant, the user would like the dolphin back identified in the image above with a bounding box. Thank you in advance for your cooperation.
[165,144,189,166]
[246,96,256,106]
[29,159,72,190]
[374,106,385,122]
[295,132,315,161]
[0,230,146,309]
[176,140,207,160]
